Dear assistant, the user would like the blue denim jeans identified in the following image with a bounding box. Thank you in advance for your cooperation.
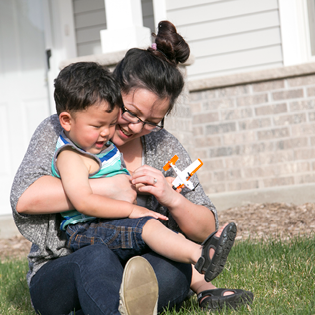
[29,244,192,315]
[66,217,154,263]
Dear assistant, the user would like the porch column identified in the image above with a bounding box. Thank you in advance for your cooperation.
[101,0,151,54]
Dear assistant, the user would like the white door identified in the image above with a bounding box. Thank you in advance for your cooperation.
[0,0,50,216]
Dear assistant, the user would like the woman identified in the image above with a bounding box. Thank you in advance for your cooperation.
[11,21,252,314]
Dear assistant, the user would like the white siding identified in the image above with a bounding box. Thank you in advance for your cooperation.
[73,0,154,57]
[166,0,284,80]
[142,0,155,33]
[73,0,106,56]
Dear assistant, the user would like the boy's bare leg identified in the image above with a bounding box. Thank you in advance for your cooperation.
[142,220,229,266]
[142,219,202,264]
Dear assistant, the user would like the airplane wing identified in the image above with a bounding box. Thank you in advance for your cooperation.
[181,159,203,180]
[171,159,203,190]
[163,155,178,171]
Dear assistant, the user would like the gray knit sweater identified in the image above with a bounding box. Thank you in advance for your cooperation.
[10,114,218,286]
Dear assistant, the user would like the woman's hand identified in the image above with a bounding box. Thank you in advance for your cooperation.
[90,174,137,204]
[131,165,181,208]
[131,165,216,242]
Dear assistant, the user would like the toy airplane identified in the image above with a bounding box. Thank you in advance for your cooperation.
[163,155,203,191]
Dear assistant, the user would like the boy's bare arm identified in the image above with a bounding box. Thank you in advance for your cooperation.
[57,149,167,220]
[16,172,137,214]
[90,174,137,203]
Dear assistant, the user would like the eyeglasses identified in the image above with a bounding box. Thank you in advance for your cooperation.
[121,106,164,132]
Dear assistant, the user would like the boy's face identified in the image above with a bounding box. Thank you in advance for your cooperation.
[63,101,119,154]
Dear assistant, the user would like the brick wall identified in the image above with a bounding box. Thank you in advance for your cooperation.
[164,81,193,156]
[189,73,315,194]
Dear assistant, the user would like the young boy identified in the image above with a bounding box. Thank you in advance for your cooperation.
[52,62,236,284]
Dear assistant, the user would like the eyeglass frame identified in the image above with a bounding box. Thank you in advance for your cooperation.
[121,105,164,132]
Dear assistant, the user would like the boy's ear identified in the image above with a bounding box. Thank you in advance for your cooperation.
[59,112,72,131]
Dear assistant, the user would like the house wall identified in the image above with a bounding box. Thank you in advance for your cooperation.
[68,0,315,202]
[72,0,285,81]
[189,65,315,198]
[166,0,284,81]
[72,0,155,57]
[73,0,106,56]
[141,0,155,32]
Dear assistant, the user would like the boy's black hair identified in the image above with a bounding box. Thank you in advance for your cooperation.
[54,62,123,115]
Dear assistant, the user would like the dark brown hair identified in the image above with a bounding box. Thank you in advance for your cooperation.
[54,62,123,116]
[113,21,190,114]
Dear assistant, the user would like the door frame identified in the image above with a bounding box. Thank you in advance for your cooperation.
[44,0,77,114]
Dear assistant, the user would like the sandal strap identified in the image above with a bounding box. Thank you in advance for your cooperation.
[197,290,214,302]
[201,230,219,247]
[195,230,217,273]
[197,288,233,301]
[197,288,254,310]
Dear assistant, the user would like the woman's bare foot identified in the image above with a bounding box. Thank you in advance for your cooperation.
[190,267,234,300]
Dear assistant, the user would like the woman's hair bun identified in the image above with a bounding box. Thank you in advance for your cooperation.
[151,20,190,65]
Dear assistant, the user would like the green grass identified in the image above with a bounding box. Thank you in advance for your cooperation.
[1,236,314,314]
[0,259,34,314]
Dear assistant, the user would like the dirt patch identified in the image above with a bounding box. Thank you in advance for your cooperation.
[1,202,315,260]
[218,202,315,241]
[0,235,32,261]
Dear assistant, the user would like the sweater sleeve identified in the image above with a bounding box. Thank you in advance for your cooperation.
[142,129,219,233]
[10,114,70,255]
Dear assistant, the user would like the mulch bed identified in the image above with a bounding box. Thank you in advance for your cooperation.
[219,202,315,241]
[1,202,315,260]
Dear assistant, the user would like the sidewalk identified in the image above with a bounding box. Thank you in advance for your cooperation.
[0,215,20,239]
